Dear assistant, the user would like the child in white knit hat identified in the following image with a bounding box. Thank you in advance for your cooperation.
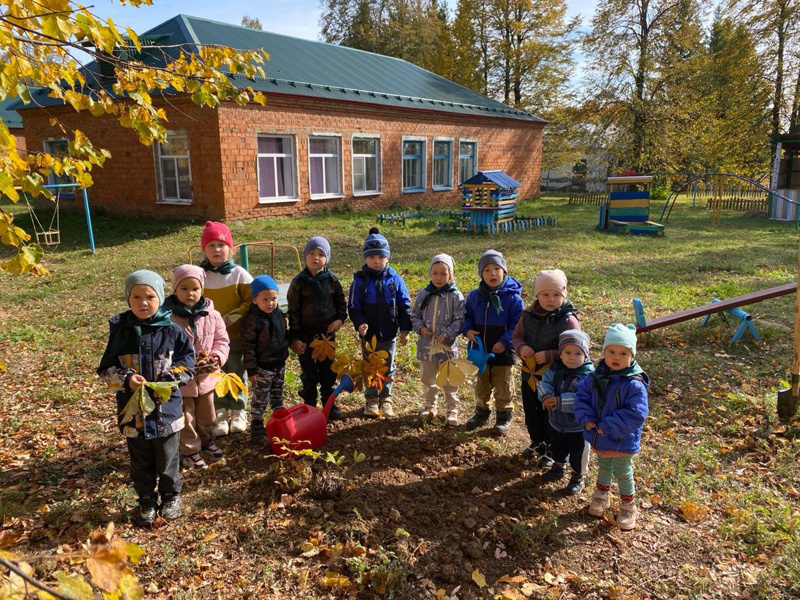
[574,323,650,530]
[411,253,465,426]
[512,269,581,467]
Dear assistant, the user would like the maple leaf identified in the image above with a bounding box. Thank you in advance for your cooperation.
[521,356,551,389]
[310,334,337,362]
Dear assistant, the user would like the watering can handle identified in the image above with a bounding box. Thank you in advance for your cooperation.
[469,335,485,353]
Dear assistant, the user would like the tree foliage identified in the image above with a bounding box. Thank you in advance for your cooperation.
[241,15,263,30]
[0,0,269,274]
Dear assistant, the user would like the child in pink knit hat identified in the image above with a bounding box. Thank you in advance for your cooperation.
[512,269,581,467]
[164,265,230,469]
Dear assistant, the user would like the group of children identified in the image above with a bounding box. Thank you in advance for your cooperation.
[99,223,649,531]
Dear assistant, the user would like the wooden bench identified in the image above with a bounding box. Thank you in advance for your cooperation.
[603,191,665,236]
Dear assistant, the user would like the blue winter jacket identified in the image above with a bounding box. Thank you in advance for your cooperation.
[461,276,524,366]
[537,360,594,434]
[97,312,195,440]
[348,266,413,342]
[574,362,650,454]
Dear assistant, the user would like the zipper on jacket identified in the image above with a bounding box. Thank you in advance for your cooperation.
[431,296,439,335]
[482,301,489,345]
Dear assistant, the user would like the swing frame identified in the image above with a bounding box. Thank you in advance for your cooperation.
[19,183,96,254]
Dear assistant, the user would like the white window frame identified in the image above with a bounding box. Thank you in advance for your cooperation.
[155,131,193,205]
[432,138,454,191]
[402,136,426,193]
[308,135,343,199]
[351,135,381,196]
[257,134,298,204]
[458,139,479,185]
[43,138,76,197]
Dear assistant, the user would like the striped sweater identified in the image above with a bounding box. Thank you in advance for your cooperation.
[203,265,253,339]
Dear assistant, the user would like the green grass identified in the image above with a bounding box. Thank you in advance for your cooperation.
[3,194,800,598]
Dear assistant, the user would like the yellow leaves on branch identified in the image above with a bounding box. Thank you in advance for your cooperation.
[331,337,389,392]
[521,356,551,389]
[212,372,248,400]
[310,334,337,362]
[436,357,478,388]
[119,380,179,423]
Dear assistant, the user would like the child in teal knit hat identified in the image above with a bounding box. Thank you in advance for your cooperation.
[574,323,650,531]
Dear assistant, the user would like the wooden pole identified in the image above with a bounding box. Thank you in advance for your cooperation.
[792,231,800,397]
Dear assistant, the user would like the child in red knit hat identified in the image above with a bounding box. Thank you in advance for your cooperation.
[198,221,253,437]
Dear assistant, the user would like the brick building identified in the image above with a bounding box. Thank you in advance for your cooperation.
[0,96,26,156]
[16,15,545,221]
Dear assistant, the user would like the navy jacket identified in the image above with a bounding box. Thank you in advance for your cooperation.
[537,360,594,433]
[240,304,290,373]
[348,266,412,342]
[461,277,524,366]
[574,362,650,454]
[97,312,195,440]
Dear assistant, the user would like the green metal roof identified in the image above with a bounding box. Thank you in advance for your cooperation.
[0,95,23,128]
[13,15,544,123]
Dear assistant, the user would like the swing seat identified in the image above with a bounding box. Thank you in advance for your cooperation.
[35,229,60,246]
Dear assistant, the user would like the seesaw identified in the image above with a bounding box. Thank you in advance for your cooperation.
[633,282,796,342]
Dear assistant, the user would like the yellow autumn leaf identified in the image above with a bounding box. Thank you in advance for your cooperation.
[0,361,6,372]
[436,589,447,600]
[310,334,337,362]
[472,568,487,588]
[55,572,94,600]
[213,372,247,398]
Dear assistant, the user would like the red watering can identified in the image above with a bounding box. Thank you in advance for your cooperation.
[267,374,354,456]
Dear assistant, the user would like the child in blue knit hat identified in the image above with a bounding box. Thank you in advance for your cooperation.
[348,227,412,418]
[574,323,650,531]
[240,275,290,443]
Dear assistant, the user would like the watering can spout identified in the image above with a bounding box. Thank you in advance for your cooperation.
[467,335,495,376]
[322,374,355,420]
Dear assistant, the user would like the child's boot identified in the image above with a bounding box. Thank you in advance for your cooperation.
[617,501,639,530]
[445,409,459,427]
[201,440,225,461]
[542,464,565,482]
[328,404,345,421]
[160,494,181,520]
[363,397,380,418]
[230,409,248,433]
[565,475,585,495]
[250,419,266,444]
[588,489,611,517]
[419,401,436,421]
[381,399,395,418]
[134,494,158,527]
[181,452,208,470]
[210,408,229,437]
[493,410,513,435]
[466,407,491,430]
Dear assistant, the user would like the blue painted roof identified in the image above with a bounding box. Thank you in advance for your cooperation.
[0,95,23,128]
[11,15,544,123]
[461,170,522,188]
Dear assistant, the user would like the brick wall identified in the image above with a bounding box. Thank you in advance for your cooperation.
[20,93,543,221]
[10,128,26,155]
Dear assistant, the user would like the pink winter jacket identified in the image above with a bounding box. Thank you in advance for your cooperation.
[170,299,230,397]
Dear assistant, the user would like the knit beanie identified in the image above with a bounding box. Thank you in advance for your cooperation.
[363,227,390,259]
[534,269,568,298]
[430,253,455,277]
[304,236,331,262]
[201,221,233,249]
[603,323,638,357]
[477,249,507,276]
[125,270,165,305]
[172,264,205,293]
[251,275,279,299]
[558,329,590,358]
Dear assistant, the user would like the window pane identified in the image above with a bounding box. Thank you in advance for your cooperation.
[435,142,450,156]
[258,136,284,154]
[459,142,474,157]
[162,135,188,156]
[365,156,377,191]
[258,156,276,197]
[434,157,449,187]
[325,156,340,193]
[310,156,324,195]
[354,172,365,192]
[47,140,69,157]
[310,138,337,155]
[177,158,192,199]
[162,158,177,197]
[403,158,420,189]
[353,139,376,155]
[403,141,421,157]
[459,157,475,183]
[277,157,294,197]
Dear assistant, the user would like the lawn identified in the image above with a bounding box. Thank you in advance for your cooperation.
[1,195,799,599]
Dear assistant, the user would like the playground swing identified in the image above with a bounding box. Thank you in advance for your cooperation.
[24,188,61,248]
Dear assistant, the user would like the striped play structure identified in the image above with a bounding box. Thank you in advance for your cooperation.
[598,175,665,236]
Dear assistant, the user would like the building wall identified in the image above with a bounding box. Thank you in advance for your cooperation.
[21,94,543,221]
[9,127,26,155]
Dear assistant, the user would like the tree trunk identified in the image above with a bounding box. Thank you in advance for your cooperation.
[772,1,787,141]
[631,0,650,171]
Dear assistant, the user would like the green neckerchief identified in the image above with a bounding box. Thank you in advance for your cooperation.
[361,264,387,278]
[200,258,237,275]
[532,299,576,322]
[360,264,388,297]
[479,276,507,315]
[108,306,173,358]
[550,358,594,392]
[250,303,284,341]
[420,281,458,310]
[591,360,645,409]
[163,295,208,337]
[299,266,333,298]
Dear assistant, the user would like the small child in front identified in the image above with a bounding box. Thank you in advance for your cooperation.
[575,323,650,530]
[163,265,230,469]
[97,270,195,526]
[462,250,524,435]
[411,253,465,426]
[240,276,290,444]
[287,236,348,420]
[348,227,412,418]
[512,269,580,466]
[536,330,594,494]
[199,221,253,436]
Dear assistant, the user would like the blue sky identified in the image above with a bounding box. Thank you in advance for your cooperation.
[89,0,598,42]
